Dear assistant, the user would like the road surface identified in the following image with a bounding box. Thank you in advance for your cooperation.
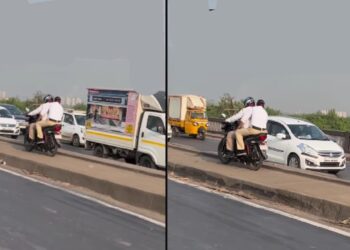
[170,136,350,180]
[0,170,165,250]
[168,180,350,250]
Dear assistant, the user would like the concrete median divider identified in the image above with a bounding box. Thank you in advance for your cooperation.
[169,147,350,225]
[0,138,165,219]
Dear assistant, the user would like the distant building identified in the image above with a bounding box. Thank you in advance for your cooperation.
[62,96,84,107]
[0,91,6,100]
[321,109,347,118]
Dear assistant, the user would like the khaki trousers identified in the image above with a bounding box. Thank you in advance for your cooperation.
[235,128,267,151]
[29,123,37,140]
[36,120,57,139]
[226,131,236,151]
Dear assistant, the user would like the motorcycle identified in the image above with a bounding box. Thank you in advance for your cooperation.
[23,114,62,157]
[217,118,268,171]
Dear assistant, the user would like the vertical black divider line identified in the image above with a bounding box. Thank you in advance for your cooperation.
[165,0,169,249]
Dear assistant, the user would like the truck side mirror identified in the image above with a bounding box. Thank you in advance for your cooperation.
[158,126,165,135]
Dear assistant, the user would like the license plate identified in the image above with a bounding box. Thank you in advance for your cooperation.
[55,134,62,139]
[324,158,338,162]
[259,144,268,151]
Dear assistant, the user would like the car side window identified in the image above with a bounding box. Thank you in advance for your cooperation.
[64,114,74,125]
[147,116,165,135]
[270,122,289,137]
[267,121,272,134]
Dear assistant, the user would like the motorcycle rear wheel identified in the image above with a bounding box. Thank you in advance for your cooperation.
[46,134,58,157]
[247,145,262,171]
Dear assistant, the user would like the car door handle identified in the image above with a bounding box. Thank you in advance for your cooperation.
[141,132,144,137]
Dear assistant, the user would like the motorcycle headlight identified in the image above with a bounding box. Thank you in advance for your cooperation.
[193,122,198,126]
[297,143,318,158]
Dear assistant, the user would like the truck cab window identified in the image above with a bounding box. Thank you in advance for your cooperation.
[147,116,165,135]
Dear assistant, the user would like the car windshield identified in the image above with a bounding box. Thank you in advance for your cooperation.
[0,109,12,118]
[288,124,329,140]
[0,105,23,116]
[75,115,86,126]
[191,112,207,119]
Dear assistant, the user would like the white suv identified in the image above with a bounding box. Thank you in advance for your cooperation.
[61,110,86,147]
[266,116,346,174]
[0,107,20,139]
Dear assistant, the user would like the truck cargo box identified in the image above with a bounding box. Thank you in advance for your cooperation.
[168,95,206,121]
[85,89,142,150]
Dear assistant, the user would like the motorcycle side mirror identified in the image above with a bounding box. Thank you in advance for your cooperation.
[276,133,287,140]
[221,113,227,119]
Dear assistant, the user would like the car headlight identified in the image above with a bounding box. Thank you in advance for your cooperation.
[297,143,318,158]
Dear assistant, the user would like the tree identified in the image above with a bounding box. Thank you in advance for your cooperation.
[207,93,243,118]
[0,97,26,111]
[266,107,281,116]
[72,103,87,111]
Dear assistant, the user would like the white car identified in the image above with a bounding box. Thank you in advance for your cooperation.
[0,107,20,139]
[266,116,346,174]
[61,110,86,147]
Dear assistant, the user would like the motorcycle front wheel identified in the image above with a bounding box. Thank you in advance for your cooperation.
[217,138,231,164]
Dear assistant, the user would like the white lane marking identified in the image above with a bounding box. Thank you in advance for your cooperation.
[0,167,165,228]
[43,206,58,214]
[170,178,350,238]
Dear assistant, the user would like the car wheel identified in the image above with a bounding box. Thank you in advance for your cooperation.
[72,134,80,147]
[288,154,300,168]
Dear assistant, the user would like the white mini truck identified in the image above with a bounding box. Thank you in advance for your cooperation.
[85,89,166,169]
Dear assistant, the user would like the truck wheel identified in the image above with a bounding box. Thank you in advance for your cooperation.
[198,132,206,140]
[93,144,108,158]
[138,155,156,169]
[172,127,179,137]
[72,134,80,147]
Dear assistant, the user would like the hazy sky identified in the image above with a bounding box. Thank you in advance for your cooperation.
[0,0,164,100]
[169,0,350,114]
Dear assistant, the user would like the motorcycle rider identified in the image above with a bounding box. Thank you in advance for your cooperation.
[36,96,63,143]
[225,97,255,154]
[28,94,53,141]
[235,99,268,156]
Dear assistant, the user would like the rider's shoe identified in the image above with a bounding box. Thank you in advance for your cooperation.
[36,139,44,144]
[236,150,247,156]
